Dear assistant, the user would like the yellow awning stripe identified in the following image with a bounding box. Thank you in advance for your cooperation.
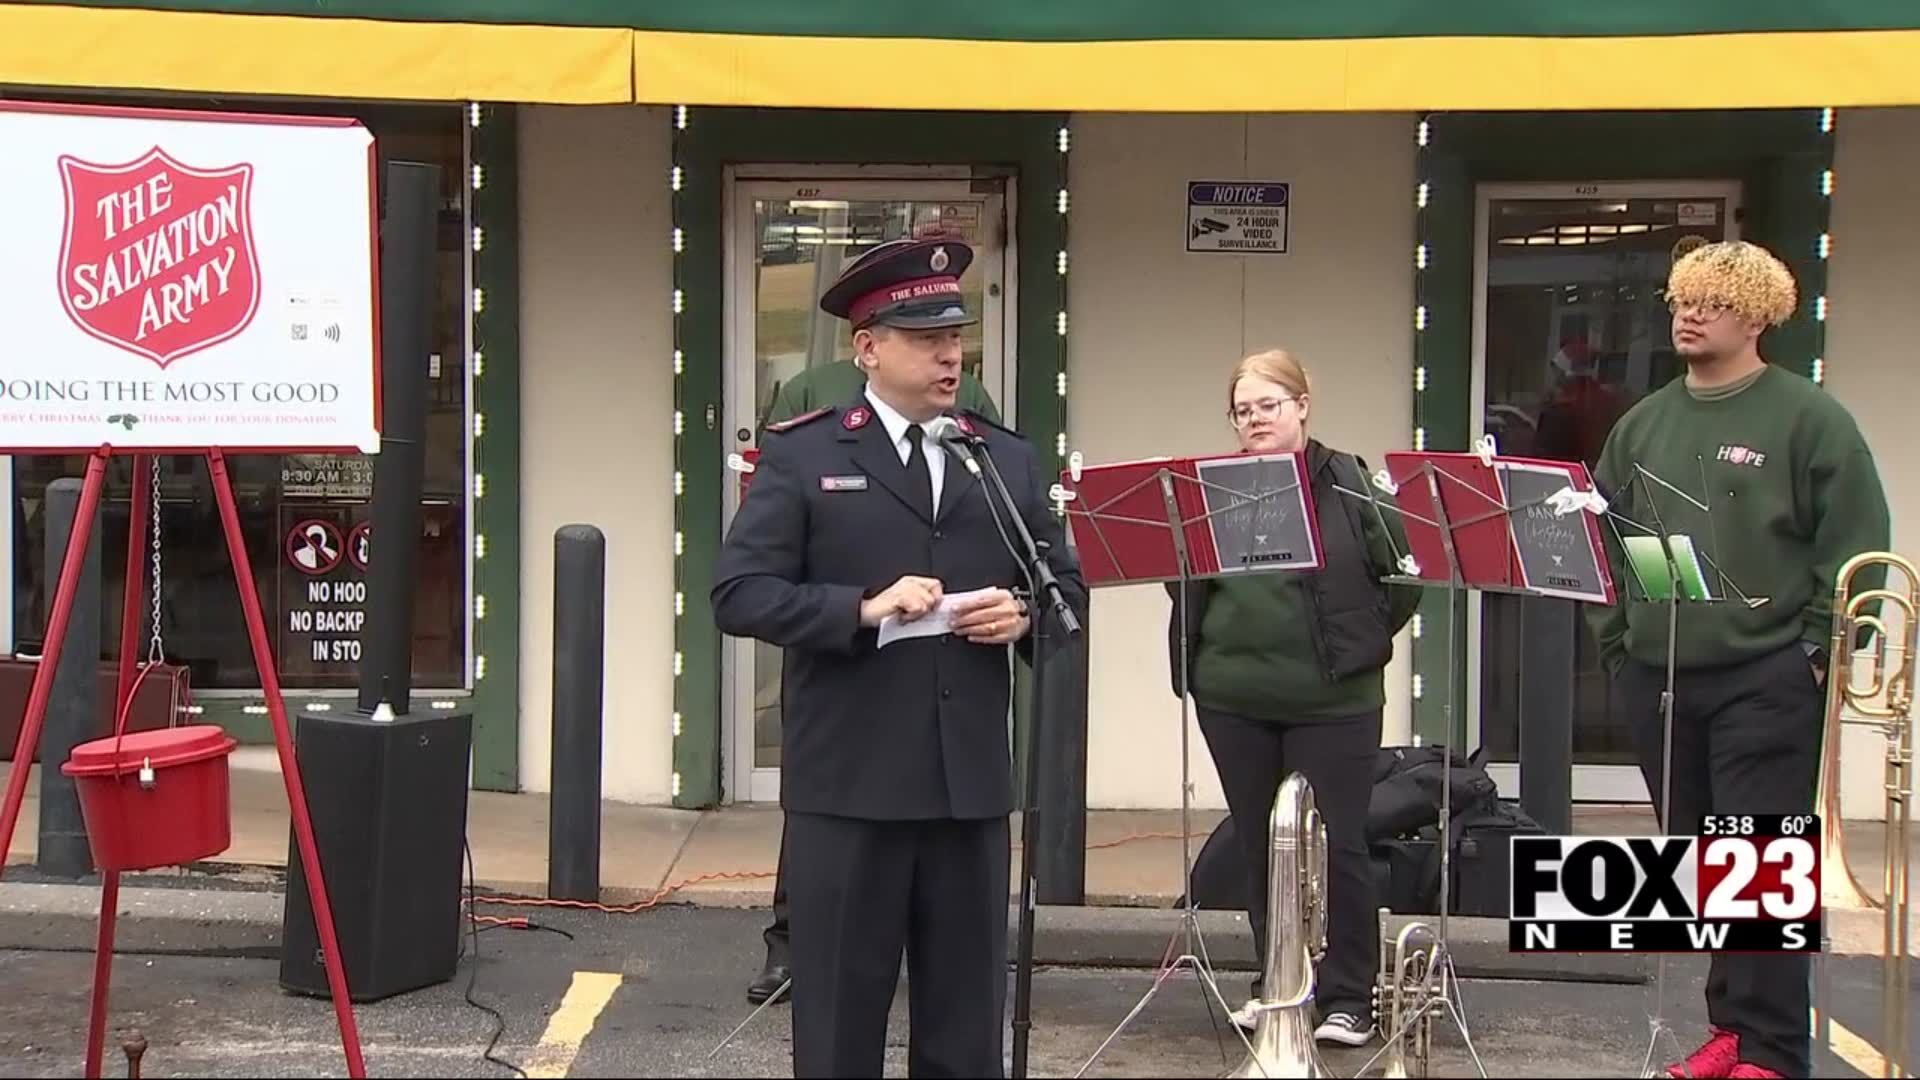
[631,28,1920,112]
[5,4,1920,111]
[0,4,632,104]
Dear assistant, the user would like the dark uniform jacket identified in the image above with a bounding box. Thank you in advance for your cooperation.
[712,397,1089,822]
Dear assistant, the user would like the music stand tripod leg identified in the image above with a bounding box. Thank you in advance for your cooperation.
[1638,500,1688,1079]
[1074,469,1257,1078]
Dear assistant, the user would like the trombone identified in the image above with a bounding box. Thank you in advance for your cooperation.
[1813,550,1916,1079]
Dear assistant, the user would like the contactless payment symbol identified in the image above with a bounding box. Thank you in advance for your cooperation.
[287,519,343,575]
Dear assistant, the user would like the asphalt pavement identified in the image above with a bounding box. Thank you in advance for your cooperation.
[0,905,1906,1078]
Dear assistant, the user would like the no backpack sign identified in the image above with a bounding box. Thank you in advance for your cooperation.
[0,100,380,454]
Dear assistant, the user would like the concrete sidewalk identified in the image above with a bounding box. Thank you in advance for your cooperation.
[4,751,1241,908]
[5,752,1916,969]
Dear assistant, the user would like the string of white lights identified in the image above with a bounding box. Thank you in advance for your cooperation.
[1812,106,1834,387]
[669,104,689,801]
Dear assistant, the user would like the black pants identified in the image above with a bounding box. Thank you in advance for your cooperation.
[785,811,1010,1078]
[764,820,791,963]
[1614,641,1823,1078]
[1196,704,1380,1020]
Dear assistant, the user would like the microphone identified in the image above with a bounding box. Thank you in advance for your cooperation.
[925,416,984,474]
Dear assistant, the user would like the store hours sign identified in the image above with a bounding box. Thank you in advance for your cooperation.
[1186,181,1291,254]
[0,101,380,454]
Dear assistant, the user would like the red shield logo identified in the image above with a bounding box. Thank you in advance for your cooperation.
[57,147,261,368]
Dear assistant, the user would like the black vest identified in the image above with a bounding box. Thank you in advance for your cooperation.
[1166,439,1395,697]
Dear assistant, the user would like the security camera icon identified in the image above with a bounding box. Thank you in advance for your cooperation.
[1191,217,1230,241]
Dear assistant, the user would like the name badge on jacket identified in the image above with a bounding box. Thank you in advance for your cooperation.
[821,475,868,492]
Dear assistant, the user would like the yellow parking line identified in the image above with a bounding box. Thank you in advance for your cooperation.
[524,971,624,1079]
[1819,1009,1891,1077]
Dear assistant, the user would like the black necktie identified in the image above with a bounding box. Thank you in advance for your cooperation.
[904,424,934,518]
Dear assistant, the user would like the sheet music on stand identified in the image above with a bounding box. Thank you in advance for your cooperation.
[1321,437,1629,1079]
[1054,448,1325,1075]
[1583,459,1768,1078]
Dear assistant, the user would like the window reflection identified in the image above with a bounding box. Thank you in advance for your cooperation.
[1478,194,1733,769]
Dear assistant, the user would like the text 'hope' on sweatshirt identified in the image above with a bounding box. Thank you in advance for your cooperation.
[1586,364,1891,674]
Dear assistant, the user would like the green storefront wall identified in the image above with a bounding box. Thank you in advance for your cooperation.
[195,104,1833,799]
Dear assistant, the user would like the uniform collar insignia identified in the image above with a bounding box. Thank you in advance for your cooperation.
[842,406,871,431]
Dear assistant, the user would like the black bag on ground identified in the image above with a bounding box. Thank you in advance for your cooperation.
[1366,745,1497,843]
[1173,745,1545,917]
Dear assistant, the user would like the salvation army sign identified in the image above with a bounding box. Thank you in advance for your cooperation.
[58,148,262,368]
[0,101,379,454]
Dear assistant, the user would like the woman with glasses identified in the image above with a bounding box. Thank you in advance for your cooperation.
[1168,349,1422,1045]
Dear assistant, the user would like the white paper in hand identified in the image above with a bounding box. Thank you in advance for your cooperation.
[877,587,1000,649]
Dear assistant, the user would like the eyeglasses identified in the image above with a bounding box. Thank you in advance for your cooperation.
[1668,297,1734,320]
[1228,397,1295,427]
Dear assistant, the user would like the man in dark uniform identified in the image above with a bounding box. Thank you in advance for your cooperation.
[712,235,1086,1077]
[746,294,1006,1009]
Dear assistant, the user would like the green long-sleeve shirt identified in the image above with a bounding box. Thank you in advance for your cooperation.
[1586,364,1890,674]
[1191,450,1423,721]
[759,361,1000,433]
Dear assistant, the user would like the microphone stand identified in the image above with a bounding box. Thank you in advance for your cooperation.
[941,429,1081,1080]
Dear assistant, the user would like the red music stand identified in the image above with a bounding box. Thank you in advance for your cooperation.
[1343,443,1618,1080]
[0,99,375,1079]
[1055,449,1323,1074]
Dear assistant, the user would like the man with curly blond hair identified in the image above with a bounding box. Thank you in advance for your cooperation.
[1587,240,1890,1079]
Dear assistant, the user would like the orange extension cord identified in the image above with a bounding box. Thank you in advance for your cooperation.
[465,829,1208,920]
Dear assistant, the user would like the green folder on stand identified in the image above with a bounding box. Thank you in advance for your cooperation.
[1622,535,1716,601]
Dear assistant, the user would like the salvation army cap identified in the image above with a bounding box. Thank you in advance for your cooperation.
[819,236,978,331]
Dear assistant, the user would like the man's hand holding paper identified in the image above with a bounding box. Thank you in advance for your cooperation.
[869,580,1029,648]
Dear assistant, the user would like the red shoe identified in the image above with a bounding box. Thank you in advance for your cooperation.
[1726,1066,1784,1079]
[1664,1028,1741,1078]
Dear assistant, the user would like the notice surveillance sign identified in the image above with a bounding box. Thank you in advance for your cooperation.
[1186,181,1290,254]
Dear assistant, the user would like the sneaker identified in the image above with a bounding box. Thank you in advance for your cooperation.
[1314,1011,1375,1046]
[1726,1066,1784,1079]
[1664,1028,1740,1078]
[1229,999,1260,1031]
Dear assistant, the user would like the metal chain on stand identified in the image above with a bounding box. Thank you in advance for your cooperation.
[148,456,164,667]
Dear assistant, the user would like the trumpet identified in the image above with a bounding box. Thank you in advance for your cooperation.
[1812,550,1916,1079]
[1229,771,1333,1079]
[1372,915,1441,1078]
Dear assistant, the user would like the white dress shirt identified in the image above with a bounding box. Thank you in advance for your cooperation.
[864,385,946,510]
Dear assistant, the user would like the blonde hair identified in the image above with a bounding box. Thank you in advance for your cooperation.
[1229,349,1311,407]
[1666,240,1798,327]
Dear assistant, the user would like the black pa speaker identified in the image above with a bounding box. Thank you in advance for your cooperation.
[278,707,473,1002]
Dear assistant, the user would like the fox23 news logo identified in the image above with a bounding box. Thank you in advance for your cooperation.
[1508,815,1822,953]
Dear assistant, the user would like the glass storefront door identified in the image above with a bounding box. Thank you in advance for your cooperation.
[1470,180,1740,802]
[721,174,1012,803]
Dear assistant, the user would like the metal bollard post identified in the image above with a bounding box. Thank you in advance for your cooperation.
[548,525,606,902]
[39,477,99,878]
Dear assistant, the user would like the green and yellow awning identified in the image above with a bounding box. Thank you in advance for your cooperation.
[6,1,1920,110]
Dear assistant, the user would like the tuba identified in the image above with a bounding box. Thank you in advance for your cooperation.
[1229,772,1333,1079]
[1371,914,1441,1078]
[1811,550,1915,1079]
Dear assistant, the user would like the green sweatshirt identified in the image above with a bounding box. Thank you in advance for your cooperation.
[1587,364,1890,674]
[759,360,1000,433]
[1190,461,1422,721]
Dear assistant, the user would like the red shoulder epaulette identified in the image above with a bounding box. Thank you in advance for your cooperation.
[765,406,832,434]
[961,408,1019,438]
